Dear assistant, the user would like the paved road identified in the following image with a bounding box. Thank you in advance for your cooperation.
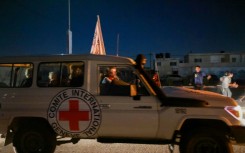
[1,137,245,153]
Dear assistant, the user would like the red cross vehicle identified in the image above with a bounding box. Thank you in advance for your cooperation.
[0,54,245,153]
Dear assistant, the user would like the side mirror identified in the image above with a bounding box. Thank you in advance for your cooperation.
[130,85,137,97]
[130,85,141,100]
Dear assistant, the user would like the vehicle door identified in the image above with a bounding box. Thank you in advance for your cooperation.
[97,65,160,139]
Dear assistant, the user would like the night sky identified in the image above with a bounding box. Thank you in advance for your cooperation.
[1,0,245,59]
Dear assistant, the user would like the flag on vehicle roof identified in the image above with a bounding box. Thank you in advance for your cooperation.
[90,15,106,55]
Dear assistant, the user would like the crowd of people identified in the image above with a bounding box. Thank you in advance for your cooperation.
[188,65,241,98]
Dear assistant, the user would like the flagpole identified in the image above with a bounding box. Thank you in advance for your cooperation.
[68,0,71,31]
[67,0,72,54]
[116,33,119,56]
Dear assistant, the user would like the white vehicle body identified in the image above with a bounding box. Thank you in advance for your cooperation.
[0,54,245,153]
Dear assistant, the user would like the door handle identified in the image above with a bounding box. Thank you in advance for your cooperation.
[2,94,7,99]
[100,104,111,109]
[134,106,152,109]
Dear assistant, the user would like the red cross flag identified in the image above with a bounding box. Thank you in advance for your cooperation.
[90,15,106,55]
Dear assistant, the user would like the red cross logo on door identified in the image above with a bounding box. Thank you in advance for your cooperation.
[59,100,90,131]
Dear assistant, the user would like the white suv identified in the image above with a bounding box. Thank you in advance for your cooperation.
[0,54,244,153]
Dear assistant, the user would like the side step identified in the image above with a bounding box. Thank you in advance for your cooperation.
[56,138,80,145]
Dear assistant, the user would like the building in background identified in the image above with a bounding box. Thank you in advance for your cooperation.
[155,51,245,85]
[154,53,181,77]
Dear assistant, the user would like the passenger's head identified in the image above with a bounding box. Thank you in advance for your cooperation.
[108,67,117,77]
[71,66,82,77]
[25,68,32,78]
[48,72,57,81]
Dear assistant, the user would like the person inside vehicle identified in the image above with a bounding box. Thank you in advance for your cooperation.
[48,72,59,87]
[101,66,129,86]
[20,68,33,87]
[101,66,129,95]
[69,66,84,87]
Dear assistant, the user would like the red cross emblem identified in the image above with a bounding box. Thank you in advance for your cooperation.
[59,100,90,131]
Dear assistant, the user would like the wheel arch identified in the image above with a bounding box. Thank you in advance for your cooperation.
[179,119,231,136]
[10,117,53,131]
[5,117,55,146]
[178,119,234,153]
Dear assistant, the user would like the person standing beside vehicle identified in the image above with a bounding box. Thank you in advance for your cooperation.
[221,72,238,97]
[191,65,211,90]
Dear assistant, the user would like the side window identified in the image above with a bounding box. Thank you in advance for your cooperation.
[0,63,33,88]
[37,62,84,87]
[38,63,60,87]
[99,66,149,96]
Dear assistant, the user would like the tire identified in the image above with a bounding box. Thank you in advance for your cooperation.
[13,124,56,153]
[179,129,234,153]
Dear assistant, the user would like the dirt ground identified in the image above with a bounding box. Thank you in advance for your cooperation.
[1,137,245,153]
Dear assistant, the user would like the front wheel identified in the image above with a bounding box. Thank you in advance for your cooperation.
[13,124,56,153]
[179,129,234,153]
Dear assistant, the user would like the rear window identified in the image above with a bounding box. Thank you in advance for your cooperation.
[0,63,33,88]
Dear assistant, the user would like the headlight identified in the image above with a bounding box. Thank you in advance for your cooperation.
[225,105,242,120]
